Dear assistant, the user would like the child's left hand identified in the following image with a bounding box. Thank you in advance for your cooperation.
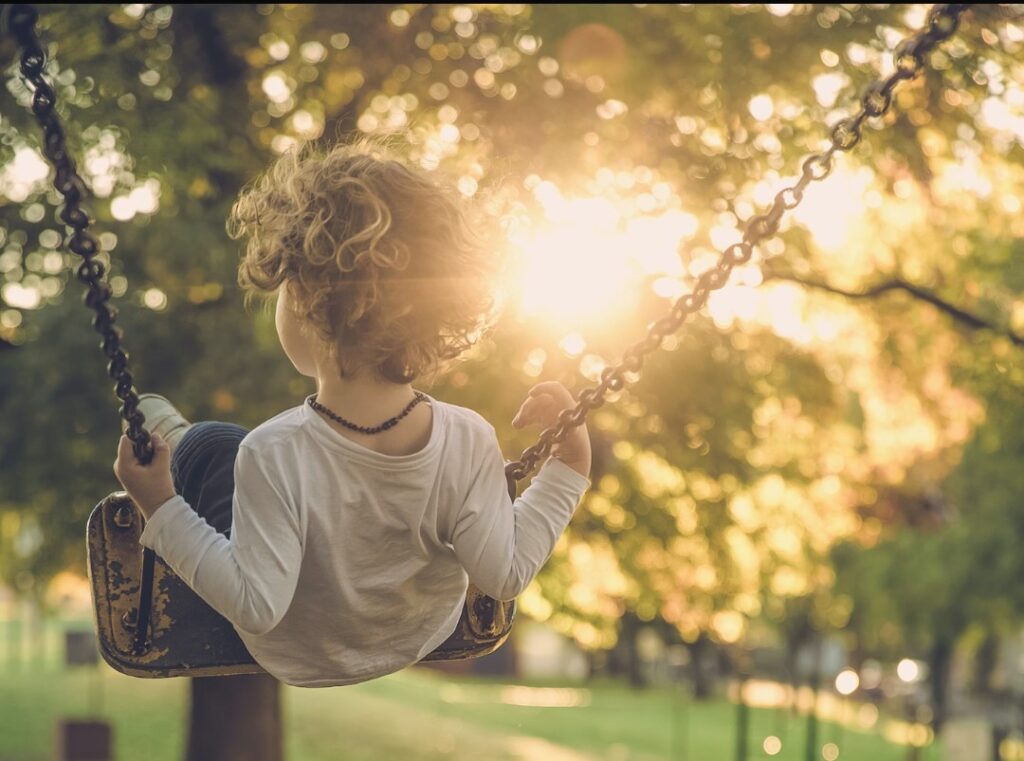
[512,381,591,478]
[113,434,177,520]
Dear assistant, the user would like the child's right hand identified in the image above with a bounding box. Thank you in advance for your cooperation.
[512,381,592,478]
[113,433,176,520]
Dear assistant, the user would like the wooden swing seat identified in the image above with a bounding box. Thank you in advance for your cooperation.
[87,492,515,678]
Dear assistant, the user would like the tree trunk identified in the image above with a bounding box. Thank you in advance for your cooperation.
[688,633,715,701]
[972,632,999,697]
[606,612,646,687]
[620,612,646,688]
[927,638,953,733]
[186,675,282,761]
[803,639,823,761]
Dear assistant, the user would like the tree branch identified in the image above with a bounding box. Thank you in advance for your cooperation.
[763,270,1023,347]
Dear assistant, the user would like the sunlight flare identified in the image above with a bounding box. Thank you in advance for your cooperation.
[512,181,699,329]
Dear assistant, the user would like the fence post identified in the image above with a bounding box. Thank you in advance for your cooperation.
[736,674,749,761]
[58,628,113,761]
[805,671,819,761]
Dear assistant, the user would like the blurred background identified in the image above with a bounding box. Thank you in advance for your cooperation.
[1,4,1023,760]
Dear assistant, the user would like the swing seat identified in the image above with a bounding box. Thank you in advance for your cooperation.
[87,492,515,678]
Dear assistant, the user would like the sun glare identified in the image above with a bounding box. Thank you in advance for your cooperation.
[512,162,879,352]
[512,181,700,331]
[514,192,631,325]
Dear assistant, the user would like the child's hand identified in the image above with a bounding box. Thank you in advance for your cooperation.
[512,381,592,478]
[113,434,177,520]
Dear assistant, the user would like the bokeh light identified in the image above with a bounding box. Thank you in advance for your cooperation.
[835,669,859,696]
[896,659,920,683]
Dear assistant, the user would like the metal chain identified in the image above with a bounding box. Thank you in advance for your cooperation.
[6,4,153,462]
[504,4,969,483]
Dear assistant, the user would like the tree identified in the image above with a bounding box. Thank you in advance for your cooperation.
[832,365,1024,728]
[2,3,1022,757]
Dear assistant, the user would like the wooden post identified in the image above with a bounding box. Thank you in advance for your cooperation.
[186,674,282,761]
[55,720,113,761]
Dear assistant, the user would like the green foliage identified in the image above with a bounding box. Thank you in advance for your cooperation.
[1,5,1022,671]
[835,379,1024,654]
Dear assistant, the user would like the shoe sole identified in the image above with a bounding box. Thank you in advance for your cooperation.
[135,394,193,453]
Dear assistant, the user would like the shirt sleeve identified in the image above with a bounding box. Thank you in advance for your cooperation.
[138,444,303,636]
[450,428,590,601]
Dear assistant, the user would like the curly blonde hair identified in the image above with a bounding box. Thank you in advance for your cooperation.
[230,140,502,383]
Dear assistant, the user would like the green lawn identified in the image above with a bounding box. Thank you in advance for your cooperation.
[0,663,936,761]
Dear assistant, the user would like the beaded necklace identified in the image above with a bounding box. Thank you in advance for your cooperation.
[307,391,428,435]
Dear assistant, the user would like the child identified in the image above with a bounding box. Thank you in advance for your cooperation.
[112,142,591,688]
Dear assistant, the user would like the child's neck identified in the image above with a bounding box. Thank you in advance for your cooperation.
[314,369,416,424]
[309,359,433,457]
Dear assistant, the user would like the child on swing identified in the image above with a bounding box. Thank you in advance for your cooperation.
[112,142,591,687]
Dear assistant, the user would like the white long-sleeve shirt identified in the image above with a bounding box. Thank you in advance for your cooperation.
[139,396,589,687]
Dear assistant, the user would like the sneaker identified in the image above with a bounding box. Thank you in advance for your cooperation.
[135,394,193,456]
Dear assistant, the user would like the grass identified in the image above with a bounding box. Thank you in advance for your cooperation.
[0,660,938,761]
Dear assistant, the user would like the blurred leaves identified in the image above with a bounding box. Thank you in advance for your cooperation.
[0,5,1022,667]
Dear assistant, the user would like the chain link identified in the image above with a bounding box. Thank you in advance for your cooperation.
[7,4,153,462]
[504,3,969,483]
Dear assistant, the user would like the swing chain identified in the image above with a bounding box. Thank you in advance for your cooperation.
[6,4,153,463]
[504,3,969,484]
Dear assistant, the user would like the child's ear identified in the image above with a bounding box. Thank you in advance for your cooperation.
[275,288,320,378]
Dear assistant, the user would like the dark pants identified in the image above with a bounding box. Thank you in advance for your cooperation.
[170,421,249,536]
